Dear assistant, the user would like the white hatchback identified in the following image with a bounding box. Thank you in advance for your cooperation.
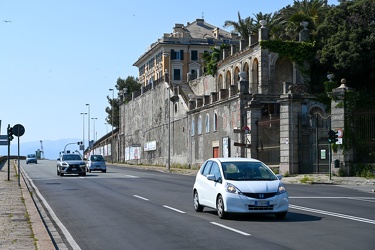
[193,158,289,219]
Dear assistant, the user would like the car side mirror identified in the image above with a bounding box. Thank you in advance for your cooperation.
[207,174,216,181]
[276,174,283,180]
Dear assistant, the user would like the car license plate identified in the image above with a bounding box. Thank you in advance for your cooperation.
[255,201,269,206]
[71,168,76,171]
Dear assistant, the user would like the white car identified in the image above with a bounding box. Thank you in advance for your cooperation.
[193,158,289,219]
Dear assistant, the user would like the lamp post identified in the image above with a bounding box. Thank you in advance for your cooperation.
[91,117,98,142]
[109,88,114,163]
[86,104,90,150]
[80,112,87,156]
[120,88,127,162]
[164,69,171,170]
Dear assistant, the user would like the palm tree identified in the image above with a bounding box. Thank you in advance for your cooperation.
[273,0,329,40]
[223,12,256,44]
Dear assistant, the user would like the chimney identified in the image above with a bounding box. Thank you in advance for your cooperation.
[213,27,220,39]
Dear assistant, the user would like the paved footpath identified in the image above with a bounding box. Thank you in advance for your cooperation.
[0,161,55,250]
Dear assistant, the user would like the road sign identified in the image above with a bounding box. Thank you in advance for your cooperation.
[12,124,25,137]
[0,135,7,146]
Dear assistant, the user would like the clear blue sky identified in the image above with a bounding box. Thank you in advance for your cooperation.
[0,0,338,145]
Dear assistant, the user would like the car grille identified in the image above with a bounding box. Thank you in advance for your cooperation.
[248,205,274,211]
[242,192,276,199]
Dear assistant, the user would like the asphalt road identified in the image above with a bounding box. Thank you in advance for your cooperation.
[22,160,375,250]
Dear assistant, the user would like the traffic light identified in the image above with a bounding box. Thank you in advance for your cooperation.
[7,126,14,141]
[328,129,338,144]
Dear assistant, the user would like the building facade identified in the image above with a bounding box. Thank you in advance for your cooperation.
[90,18,356,175]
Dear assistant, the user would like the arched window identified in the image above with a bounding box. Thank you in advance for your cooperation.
[191,118,195,136]
[218,74,223,89]
[225,71,231,88]
[205,114,210,133]
[198,116,202,135]
[234,67,240,83]
[251,59,259,94]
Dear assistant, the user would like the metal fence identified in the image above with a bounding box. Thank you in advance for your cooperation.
[352,106,375,163]
[256,116,280,165]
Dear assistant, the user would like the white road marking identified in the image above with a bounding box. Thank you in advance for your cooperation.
[289,204,375,224]
[163,205,185,214]
[21,169,81,250]
[133,195,149,201]
[210,222,251,236]
[124,175,139,178]
[289,196,375,199]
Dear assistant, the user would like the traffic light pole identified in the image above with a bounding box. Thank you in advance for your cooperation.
[7,134,10,181]
[7,124,11,181]
[329,143,332,181]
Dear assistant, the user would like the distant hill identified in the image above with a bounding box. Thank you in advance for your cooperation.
[0,138,82,160]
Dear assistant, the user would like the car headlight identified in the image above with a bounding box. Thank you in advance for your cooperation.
[225,183,241,194]
[277,183,287,195]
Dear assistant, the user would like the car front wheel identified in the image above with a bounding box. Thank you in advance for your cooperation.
[193,191,204,212]
[217,195,227,219]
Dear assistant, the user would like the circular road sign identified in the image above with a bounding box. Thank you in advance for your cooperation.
[12,124,25,137]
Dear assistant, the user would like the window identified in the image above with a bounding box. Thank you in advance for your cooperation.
[191,118,195,136]
[198,116,202,135]
[173,69,181,81]
[171,49,184,60]
[210,162,221,181]
[201,161,213,176]
[191,50,198,61]
[214,113,218,131]
[205,114,210,133]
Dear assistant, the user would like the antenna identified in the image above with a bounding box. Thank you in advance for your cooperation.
[202,12,204,19]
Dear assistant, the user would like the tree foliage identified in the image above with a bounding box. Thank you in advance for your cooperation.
[316,0,375,90]
[106,76,140,128]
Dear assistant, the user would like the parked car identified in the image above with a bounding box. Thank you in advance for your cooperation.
[86,154,106,173]
[26,154,37,164]
[193,157,289,219]
[57,153,86,176]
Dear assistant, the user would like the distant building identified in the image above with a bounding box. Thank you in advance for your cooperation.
[133,19,240,87]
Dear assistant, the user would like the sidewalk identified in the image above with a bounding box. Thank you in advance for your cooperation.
[0,161,55,250]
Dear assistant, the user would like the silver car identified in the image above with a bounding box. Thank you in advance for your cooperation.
[86,155,107,173]
[26,154,37,164]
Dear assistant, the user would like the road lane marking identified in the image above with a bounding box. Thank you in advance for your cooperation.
[21,169,81,250]
[289,204,375,224]
[133,195,149,201]
[163,205,185,214]
[210,222,251,236]
[124,175,139,178]
[289,196,375,199]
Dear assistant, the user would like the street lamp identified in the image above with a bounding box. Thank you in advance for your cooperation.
[91,117,98,142]
[86,104,90,150]
[164,69,171,170]
[120,88,127,163]
[109,88,114,163]
[80,112,87,155]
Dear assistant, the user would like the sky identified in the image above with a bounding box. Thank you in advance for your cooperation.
[0,0,339,147]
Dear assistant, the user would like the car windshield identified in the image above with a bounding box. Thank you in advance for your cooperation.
[27,154,35,158]
[90,155,104,162]
[221,161,277,181]
[62,155,82,161]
